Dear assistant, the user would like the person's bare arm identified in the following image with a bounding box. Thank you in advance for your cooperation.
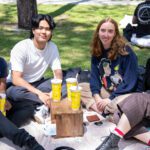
[93,94,111,112]
[0,78,6,92]
[53,69,62,79]
[93,93,103,103]
[12,71,51,105]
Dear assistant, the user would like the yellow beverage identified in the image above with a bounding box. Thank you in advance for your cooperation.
[70,86,82,111]
[51,79,62,102]
[66,78,77,101]
[0,93,6,116]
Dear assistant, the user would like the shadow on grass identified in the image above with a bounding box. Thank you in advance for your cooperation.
[0,4,17,23]
[46,0,92,17]
[0,4,149,72]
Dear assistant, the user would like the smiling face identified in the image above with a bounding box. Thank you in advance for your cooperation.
[32,20,52,49]
[98,21,116,49]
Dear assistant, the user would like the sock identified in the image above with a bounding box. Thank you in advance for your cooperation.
[148,140,150,146]
[113,127,124,138]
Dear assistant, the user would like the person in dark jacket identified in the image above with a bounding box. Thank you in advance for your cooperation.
[81,17,138,114]
[96,93,150,150]
[0,57,44,150]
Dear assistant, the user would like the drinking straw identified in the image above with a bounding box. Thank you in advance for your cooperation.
[75,73,79,90]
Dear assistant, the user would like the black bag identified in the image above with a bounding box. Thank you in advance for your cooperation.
[123,23,136,42]
[63,68,90,83]
[136,65,145,92]
[78,70,91,83]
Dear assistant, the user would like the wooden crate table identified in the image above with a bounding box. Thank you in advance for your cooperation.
[50,99,83,138]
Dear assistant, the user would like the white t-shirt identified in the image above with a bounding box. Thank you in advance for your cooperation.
[10,39,61,83]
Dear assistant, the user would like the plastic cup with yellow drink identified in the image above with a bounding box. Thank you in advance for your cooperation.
[51,79,62,102]
[70,86,82,111]
[0,93,6,116]
[66,78,77,101]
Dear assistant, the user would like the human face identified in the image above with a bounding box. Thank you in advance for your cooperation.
[98,22,116,49]
[32,20,52,49]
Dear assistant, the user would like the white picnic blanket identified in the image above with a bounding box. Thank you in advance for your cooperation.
[0,110,148,150]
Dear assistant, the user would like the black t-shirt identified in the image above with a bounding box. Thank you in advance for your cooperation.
[134,1,150,37]
[0,57,7,78]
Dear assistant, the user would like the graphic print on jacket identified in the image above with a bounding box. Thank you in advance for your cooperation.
[98,58,122,92]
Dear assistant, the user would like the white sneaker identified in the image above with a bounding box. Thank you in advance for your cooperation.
[34,105,49,124]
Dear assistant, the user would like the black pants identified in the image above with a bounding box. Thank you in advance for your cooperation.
[0,111,31,147]
[0,78,52,147]
[6,78,67,127]
[6,78,52,127]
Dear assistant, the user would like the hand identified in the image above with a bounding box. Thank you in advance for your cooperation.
[5,100,12,111]
[96,98,111,112]
[37,92,51,106]
[104,101,118,114]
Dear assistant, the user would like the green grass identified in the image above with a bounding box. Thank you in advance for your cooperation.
[0,4,149,77]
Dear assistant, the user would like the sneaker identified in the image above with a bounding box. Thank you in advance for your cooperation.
[34,105,49,124]
[24,135,44,150]
[95,133,120,150]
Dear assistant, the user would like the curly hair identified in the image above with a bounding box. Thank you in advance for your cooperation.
[91,17,128,60]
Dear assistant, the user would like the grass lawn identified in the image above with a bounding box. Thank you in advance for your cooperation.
[0,4,149,77]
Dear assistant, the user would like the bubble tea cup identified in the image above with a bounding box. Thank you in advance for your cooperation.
[0,93,6,116]
[66,78,77,101]
[51,79,62,102]
[70,86,82,111]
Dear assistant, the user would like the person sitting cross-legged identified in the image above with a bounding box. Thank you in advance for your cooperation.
[6,14,63,125]
[80,17,138,116]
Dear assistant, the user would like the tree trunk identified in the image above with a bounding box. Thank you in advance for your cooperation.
[17,0,37,29]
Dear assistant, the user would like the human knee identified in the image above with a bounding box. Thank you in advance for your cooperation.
[6,86,27,100]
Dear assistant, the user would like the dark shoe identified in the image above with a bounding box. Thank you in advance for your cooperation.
[95,133,120,150]
[24,136,45,150]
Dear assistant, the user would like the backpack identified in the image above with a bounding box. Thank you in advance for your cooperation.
[123,23,136,42]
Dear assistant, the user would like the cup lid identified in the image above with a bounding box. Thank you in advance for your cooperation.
[70,86,82,91]
[66,78,77,83]
[0,93,6,98]
[51,78,62,84]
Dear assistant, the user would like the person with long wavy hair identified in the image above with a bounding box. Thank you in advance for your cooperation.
[81,17,139,115]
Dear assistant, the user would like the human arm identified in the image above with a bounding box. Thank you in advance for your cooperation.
[10,40,53,105]
[53,69,62,80]
[12,71,50,105]
[90,57,110,111]
[0,78,6,93]
[109,46,138,100]
[90,56,102,97]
